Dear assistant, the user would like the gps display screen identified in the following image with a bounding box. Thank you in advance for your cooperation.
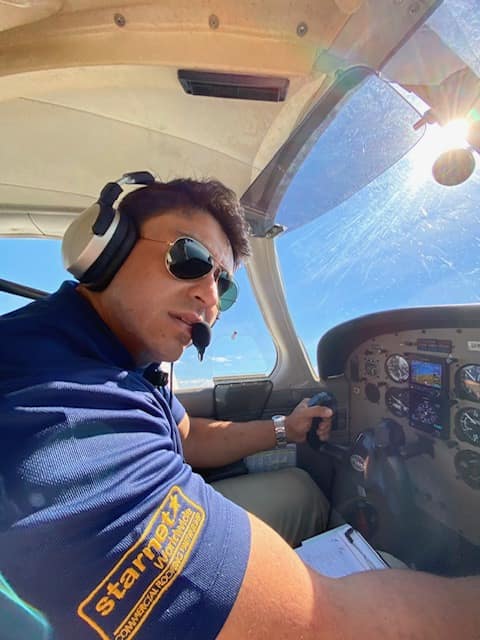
[410,359,442,389]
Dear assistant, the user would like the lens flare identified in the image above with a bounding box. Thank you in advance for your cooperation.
[407,118,471,185]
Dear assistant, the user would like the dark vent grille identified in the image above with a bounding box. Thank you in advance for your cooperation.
[178,70,289,102]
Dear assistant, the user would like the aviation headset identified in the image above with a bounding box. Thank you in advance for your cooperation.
[62,171,155,291]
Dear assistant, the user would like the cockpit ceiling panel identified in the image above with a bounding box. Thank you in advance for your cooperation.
[0,185,89,238]
[16,84,281,166]
[0,0,62,32]
[0,0,351,76]
[0,0,457,239]
[0,95,260,236]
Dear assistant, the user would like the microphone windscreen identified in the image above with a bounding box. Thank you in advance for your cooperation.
[191,321,211,361]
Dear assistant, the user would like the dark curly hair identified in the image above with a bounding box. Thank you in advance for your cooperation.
[119,178,251,267]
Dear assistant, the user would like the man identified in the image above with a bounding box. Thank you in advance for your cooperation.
[0,178,478,639]
[62,175,332,548]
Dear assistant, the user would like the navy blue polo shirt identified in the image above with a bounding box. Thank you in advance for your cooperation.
[0,282,250,640]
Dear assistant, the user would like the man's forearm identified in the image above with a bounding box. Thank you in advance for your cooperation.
[326,569,480,639]
[181,402,333,468]
[220,512,480,640]
[182,417,277,467]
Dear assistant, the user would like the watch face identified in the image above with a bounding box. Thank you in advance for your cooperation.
[272,415,287,447]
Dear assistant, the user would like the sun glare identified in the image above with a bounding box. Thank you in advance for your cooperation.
[442,119,470,145]
[407,119,470,185]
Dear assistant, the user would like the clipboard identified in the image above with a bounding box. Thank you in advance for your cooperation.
[296,524,389,578]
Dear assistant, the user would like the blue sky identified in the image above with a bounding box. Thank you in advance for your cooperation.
[0,238,67,311]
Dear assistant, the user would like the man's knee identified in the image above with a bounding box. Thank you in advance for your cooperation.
[272,468,329,545]
[212,467,329,546]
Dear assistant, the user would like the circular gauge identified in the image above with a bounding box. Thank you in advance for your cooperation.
[454,450,480,490]
[385,355,409,383]
[455,408,480,447]
[410,396,439,426]
[456,364,480,402]
[385,387,409,418]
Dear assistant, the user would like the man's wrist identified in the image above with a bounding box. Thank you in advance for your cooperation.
[272,415,288,448]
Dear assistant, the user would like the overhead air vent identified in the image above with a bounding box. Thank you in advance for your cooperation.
[178,70,289,102]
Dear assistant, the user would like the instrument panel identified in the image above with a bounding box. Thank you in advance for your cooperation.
[345,328,480,545]
[348,333,480,447]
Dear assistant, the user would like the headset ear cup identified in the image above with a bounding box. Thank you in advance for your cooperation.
[81,213,138,291]
[63,172,155,290]
[62,203,102,276]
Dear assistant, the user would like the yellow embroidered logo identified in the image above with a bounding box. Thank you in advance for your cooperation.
[77,486,205,640]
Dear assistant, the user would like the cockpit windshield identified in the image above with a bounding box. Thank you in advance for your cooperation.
[426,0,480,78]
[277,130,480,370]
[274,0,480,371]
[275,74,425,231]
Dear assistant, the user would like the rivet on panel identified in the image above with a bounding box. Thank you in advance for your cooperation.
[408,1,420,15]
[209,14,220,29]
[114,13,126,27]
[297,22,308,37]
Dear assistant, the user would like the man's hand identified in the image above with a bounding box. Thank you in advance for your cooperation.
[285,398,333,444]
[183,397,333,468]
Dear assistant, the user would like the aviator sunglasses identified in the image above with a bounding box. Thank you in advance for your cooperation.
[139,235,238,311]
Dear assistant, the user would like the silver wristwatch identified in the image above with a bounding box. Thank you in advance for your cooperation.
[272,415,288,448]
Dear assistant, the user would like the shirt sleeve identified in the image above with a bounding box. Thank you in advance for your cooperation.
[0,369,251,640]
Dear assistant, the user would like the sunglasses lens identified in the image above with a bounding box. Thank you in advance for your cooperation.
[167,237,238,311]
[218,277,238,311]
[167,238,213,279]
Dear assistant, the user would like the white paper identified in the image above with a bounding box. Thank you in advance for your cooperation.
[296,524,389,578]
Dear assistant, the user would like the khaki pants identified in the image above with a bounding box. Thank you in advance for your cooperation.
[212,467,329,547]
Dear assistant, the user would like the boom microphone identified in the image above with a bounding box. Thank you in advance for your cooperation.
[191,321,211,361]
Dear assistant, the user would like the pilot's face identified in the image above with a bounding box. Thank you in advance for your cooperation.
[89,208,234,366]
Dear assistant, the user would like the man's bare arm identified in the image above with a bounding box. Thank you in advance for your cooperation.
[219,513,480,639]
[179,400,332,467]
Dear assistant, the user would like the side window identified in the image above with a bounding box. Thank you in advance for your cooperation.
[0,238,277,387]
[0,238,68,314]
[175,266,277,389]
